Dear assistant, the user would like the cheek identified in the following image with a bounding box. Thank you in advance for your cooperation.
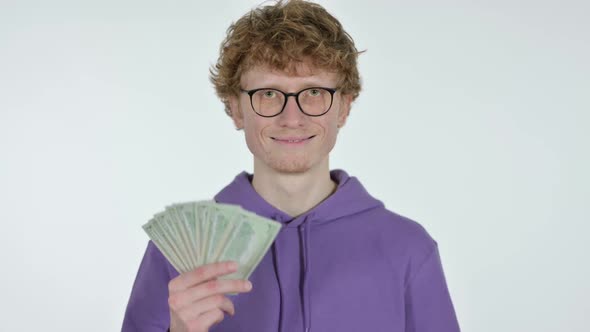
[320,115,340,135]
[243,119,268,149]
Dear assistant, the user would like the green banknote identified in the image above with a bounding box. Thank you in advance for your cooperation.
[142,201,282,280]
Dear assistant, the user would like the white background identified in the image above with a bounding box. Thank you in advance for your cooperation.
[1,0,588,331]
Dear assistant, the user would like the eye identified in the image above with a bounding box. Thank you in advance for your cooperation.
[308,89,322,97]
[261,90,277,98]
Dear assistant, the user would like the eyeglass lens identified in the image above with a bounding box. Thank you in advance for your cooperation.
[251,88,332,116]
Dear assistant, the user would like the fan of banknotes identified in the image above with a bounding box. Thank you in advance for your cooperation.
[142,200,282,281]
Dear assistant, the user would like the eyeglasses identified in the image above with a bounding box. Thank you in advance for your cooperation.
[240,87,338,117]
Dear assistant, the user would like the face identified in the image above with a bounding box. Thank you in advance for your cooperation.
[228,63,352,174]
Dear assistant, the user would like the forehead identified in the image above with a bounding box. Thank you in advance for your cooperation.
[240,63,340,90]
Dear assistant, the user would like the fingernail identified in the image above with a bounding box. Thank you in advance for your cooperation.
[245,281,252,290]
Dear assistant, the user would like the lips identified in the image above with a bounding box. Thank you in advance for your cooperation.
[271,135,316,143]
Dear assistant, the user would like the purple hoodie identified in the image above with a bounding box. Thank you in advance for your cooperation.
[123,170,460,332]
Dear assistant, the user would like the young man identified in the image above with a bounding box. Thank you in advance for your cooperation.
[123,1,461,331]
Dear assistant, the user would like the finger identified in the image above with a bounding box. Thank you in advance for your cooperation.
[191,278,252,303]
[175,294,235,322]
[218,296,235,316]
[185,308,225,331]
[169,278,252,310]
[169,261,238,292]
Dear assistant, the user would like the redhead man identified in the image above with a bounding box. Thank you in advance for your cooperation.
[123,1,461,331]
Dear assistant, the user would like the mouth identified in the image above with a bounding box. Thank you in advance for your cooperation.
[271,135,316,143]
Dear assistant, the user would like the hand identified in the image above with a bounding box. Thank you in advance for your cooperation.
[167,261,253,332]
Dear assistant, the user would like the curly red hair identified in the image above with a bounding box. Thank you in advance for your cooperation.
[210,0,363,116]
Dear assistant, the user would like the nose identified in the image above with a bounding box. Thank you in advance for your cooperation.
[277,95,306,127]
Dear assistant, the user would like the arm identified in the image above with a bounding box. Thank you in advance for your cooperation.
[122,241,177,332]
[404,243,461,332]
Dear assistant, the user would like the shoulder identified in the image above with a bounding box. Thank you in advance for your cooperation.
[364,206,436,249]
[142,240,181,280]
[358,206,439,277]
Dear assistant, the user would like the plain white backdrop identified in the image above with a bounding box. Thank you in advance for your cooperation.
[1,0,588,331]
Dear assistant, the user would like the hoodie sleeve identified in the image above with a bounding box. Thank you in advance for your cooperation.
[404,242,461,332]
[122,241,174,332]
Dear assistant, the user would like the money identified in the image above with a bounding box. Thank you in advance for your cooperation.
[142,201,282,281]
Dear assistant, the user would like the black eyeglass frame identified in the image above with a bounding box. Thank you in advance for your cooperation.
[239,87,338,118]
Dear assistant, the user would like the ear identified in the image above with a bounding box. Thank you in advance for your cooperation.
[228,96,244,130]
[337,94,353,128]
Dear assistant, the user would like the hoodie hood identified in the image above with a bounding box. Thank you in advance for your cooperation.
[214,169,384,226]
[213,169,383,332]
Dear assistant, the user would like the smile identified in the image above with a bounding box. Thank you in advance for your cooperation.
[271,135,316,143]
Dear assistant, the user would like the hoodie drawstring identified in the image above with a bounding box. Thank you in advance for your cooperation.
[300,216,312,332]
[272,241,284,332]
[272,213,314,332]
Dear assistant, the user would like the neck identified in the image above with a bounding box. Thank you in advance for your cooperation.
[251,159,337,217]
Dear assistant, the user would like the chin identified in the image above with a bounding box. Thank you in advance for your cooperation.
[267,157,312,174]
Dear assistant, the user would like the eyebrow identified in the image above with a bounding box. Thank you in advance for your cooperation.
[244,83,335,91]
